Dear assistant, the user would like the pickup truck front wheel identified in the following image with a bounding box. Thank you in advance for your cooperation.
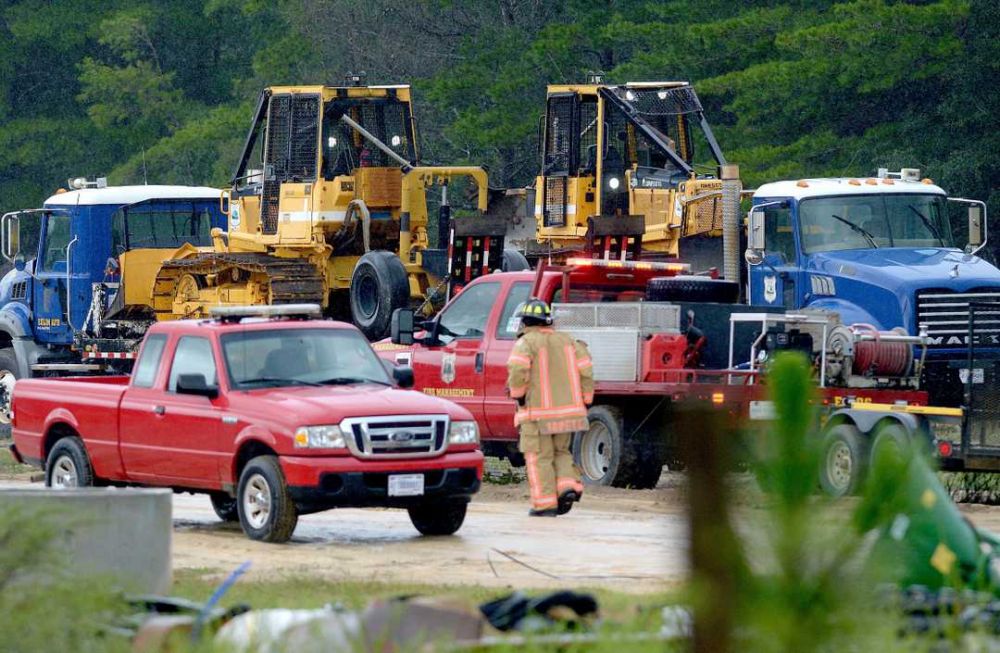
[237,456,298,543]
[408,500,467,536]
[45,437,94,489]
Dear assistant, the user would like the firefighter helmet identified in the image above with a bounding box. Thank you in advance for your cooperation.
[515,298,553,326]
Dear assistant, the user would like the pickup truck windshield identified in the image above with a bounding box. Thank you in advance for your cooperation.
[799,193,952,253]
[222,328,391,390]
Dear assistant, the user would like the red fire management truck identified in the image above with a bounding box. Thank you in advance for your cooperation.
[374,259,962,493]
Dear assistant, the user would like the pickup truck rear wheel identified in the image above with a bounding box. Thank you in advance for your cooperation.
[408,500,468,536]
[210,492,239,522]
[574,405,662,489]
[0,348,20,438]
[237,456,298,543]
[45,437,94,489]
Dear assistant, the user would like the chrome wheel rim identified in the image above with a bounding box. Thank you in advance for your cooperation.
[826,440,853,493]
[0,370,16,425]
[243,474,272,530]
[580,421,613,482]
[51,455,78,489]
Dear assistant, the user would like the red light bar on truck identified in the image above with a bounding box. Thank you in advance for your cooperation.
[566,258,691,273]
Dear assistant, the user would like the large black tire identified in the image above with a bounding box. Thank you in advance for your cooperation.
[572,405,662,489]
[818,423,867,497]
[237,455,298,543]
[645,276,740,303]
[408,500,468,536]
[0,348,19,440]
[210,492,239,522]
[501,249,530,272]
[350,250,410,340]
[45,436,95,489]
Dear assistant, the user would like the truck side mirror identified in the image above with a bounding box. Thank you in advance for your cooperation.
[745,207,766,266]
[391,308,415,346]
[1,212,20,263]
[175,373,219,399]
[969,204,984,247]
[392,365,415,389]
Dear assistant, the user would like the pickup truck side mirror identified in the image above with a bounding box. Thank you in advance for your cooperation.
[391,308,415,346]
[393,365,415,389]
[175,373,219,399]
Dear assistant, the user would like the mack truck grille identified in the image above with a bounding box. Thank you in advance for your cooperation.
[341,415,449,459]
[917,288,1000,347]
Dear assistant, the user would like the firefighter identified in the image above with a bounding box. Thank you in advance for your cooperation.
[507,298,594,517]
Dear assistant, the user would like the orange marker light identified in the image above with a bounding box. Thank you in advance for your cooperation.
[712,392,725,404]
[796,180,809,188]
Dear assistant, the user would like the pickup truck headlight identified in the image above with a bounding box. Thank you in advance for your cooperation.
[448,420,479,445]
[294,425,346,449]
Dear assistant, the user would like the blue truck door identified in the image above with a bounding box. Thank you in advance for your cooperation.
[32,211,87,344]
[749,202,803,309]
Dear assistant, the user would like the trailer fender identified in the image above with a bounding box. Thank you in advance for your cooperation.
[826,408,925,441]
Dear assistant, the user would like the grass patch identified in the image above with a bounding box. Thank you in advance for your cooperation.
[171,568,673,623]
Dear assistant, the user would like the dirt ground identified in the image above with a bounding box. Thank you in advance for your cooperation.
[170,476,685,594]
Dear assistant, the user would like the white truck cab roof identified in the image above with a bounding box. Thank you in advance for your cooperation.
[44,185,222,207]
[755,178,946,201]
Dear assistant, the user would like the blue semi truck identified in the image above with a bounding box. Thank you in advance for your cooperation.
[0,180,226,428]
[743,167,995,483]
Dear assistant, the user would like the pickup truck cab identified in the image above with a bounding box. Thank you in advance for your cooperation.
[10,305,483,542]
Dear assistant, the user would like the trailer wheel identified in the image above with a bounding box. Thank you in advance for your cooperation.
[818,423,867,497]
[871,422,914,465]
[502,249,530,272]
[210,492,239,522]
[408,500,468,536]
[645,276,740,303]
[350,250,410,340]
[237,455,298,543]
[0,348,19,439]
[45,437,95,489]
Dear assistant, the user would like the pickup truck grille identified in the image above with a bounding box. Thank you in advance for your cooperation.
[917,288,1000,347]
[340,415,449,459]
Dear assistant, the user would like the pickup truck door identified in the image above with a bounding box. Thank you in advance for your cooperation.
[482,280,533,439]
[119,335,223,487]
[410,281,504,423]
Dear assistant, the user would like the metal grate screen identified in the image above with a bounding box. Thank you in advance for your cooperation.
[966,302,1000,450]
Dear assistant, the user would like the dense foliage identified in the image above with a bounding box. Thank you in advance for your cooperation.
[1,0,996,245]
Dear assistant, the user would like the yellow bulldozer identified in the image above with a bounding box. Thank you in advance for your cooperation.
[525,77,740,267]
[151,78,513,338]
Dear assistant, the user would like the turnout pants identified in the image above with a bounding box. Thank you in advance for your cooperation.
[519,429,585,511]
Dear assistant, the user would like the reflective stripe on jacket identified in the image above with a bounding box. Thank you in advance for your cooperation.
[506,326,594,435]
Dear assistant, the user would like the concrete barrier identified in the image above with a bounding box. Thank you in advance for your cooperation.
[0,487,172,593]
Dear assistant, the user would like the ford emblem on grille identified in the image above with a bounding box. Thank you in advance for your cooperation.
[390,431,415,443]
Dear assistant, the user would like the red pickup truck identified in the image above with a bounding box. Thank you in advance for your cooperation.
[10,306,483,543]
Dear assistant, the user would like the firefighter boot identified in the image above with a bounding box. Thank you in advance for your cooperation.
[554,433,584,514]
[529,507,559,517]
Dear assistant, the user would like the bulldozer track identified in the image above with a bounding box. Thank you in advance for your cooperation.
[153,253,326,315]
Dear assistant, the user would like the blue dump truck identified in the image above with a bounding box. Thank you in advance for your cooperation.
[0,179,226,428]
[743,168,996,482]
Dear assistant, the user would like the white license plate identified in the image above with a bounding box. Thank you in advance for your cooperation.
[388,474,425,497]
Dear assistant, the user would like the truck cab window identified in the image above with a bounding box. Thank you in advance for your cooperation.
[41,212,71,271]
[436,282,501,344]
[496,282,533,339]
[765,206,796,263]
[133,334,168,388]
[168,337,218,392]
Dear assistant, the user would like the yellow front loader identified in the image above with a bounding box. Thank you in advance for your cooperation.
[152,80,508,338]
